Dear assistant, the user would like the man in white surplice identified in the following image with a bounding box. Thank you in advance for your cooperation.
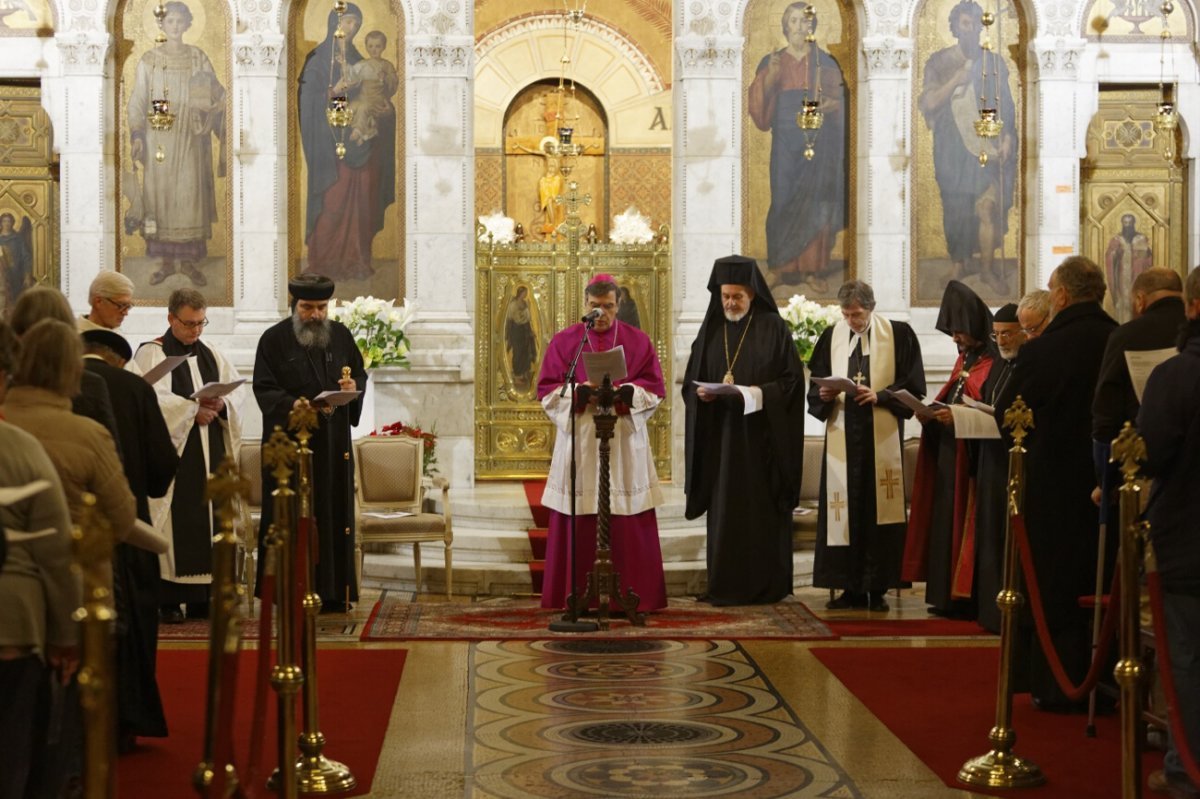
[535,274,667,611]
[134,287,242,623]
[807,280,925,612]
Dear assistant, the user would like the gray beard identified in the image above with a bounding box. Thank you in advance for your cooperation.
[292,313,332,350]
[724,309,748,323]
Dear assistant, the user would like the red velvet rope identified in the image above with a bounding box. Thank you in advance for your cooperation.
[240,562,277,799]
[1146,569,1200,788]
[1012,514,1121,702]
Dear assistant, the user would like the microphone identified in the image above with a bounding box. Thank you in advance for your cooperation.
[581,308,603,324]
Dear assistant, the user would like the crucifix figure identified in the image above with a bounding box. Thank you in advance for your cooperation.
[879,468,900,500]
[829,491,846,522]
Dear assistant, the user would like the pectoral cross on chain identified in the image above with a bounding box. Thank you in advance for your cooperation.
[879,468,900,500]
[853,370,866,385]
[830,492,846,522]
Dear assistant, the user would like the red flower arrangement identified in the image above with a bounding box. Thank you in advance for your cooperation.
[372,421,439,477]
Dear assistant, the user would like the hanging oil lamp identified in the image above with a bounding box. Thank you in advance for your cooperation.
[1155,2,1179,160]
[793,5,823,160]
[973,10,1003,166]
[326,95,352,159]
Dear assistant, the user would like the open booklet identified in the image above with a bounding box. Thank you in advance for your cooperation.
[581,346,627,384]
[891,389,946,423]
[142,354,191,386]
[190,378,247,400]
[313,389,362,408]
[948,404,1000,439]
[692,381,762,414]
[811,375,859,394]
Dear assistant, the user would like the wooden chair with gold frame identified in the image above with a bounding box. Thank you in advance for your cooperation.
[353,435,453,597]
[236,439,262,605]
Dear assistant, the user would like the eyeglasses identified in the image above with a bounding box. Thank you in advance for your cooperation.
[990,330,1020,341]
[174,317,209,330]
[102,297,134,313]
[1020,316,1047,336]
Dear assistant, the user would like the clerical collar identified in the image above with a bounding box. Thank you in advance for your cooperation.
[584,321,620,352]
[848,316,873,356]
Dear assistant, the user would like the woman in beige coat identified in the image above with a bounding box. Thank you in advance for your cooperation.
[1,319,137,585]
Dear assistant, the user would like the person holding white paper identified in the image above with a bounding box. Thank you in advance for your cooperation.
[537,274,667,611]
[808,280,925,611]
[134,288,242,623]
[903,280,995,620]
[252,274,366,613]
[683,256,807,606]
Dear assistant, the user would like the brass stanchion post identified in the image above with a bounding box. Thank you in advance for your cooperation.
[289,400,356,793]
[265,427,304,799]
[74,493,117,799]
[195,456,251,797]
[1111,422,1146,799]
[959,396,1045,788]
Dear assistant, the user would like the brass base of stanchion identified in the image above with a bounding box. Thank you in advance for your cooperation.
[958,750,1045,789]
[295,754,357,794]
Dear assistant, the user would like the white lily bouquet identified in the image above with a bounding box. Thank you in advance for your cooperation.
[329,296,415,369]
[477,212,517,244]
[610,206,655,245]
[781,294,841,363]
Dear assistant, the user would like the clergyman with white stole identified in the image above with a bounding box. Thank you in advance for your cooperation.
[682,255,807,606]
[807,280,925,612]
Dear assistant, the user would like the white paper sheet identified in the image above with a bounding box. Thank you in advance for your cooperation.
[582,346,628,384]
[1125,347,1176,403]
[141,354,190,386]
[892,389,945,422]
[949,404,1001,439]
[189,378,247,400]
[313,390,362,408]
[0,479,51,507]
[812,375,859,393]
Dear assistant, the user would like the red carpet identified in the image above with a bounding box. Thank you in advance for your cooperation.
[812,646,1160,798]
[825,618,992,637]
[118,648,406,797]
[523,480,549,593]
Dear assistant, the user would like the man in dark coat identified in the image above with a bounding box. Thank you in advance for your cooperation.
[994,255,1117,710]
[970,303,1024,632]
[81,329,179,748]
[682,255,806,605]
[808,280,925,611]
[904,280,995,620]
[1138,266,1200,799]
[253,274,367,612]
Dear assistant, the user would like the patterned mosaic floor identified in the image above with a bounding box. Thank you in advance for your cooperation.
[465,639,860,798]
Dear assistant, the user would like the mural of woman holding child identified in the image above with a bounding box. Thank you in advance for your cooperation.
[297,2,397,281]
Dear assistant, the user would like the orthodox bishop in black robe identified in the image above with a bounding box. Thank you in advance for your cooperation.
[253,276,367,609]
[683,256,806,605]
[808,297,924,607]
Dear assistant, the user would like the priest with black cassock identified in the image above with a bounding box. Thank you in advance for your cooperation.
[808,280,925,612]
[253,274,367,612]
[903,280,995,620]
[967,303,1024,633]
[82,328,179,749]
[993,255,1117,711]
[683,255,806,606]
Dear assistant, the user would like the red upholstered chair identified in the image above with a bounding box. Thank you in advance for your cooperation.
[353,436,453,597]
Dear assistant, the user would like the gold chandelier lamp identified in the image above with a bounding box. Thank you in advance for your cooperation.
[793,4,823,161]
[146,1,174,163]
[1155,1,1179,160]
[974,9,1003,166]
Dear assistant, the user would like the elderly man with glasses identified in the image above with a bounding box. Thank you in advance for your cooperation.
[1016,289,1051,340]
[78,271,136,332]
[133,288,244,624]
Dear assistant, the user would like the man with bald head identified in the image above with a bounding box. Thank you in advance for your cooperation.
[994,255,1117,711]
[1093,267,1185,447]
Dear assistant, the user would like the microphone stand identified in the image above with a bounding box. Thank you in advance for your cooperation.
[549,314,600,633]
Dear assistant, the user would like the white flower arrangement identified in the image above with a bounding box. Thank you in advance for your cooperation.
[610,206,655,245]
[781,294,842,363]
[477,212,517,244]
[329,296,415,369]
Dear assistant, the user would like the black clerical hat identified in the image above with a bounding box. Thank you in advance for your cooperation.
[936,280,992,342]
[288,274,335,301]
[81,328,133,362]
[994,303,1019,323]
[705,255,778,317]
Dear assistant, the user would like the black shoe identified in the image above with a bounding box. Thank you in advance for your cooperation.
[826,591,867,610]
[867,593,890,612]
[159,606,184,624]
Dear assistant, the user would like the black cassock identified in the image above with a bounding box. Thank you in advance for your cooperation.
[84,358,179,737]
[971,356,1016,634]
[253,319,367,605]
[993,301,1116,705]
[683,312,806,605]
[806,321,924,594]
